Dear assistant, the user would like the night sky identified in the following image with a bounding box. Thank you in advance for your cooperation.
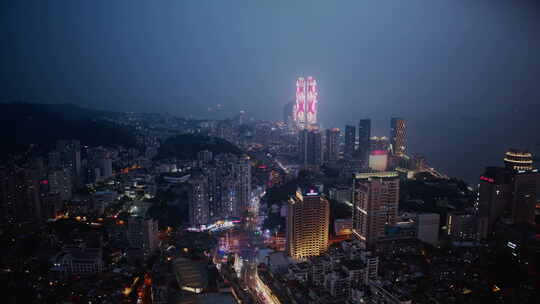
[2,0,540,183]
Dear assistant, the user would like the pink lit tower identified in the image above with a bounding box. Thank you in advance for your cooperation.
[294,77,306,129]
[306,76,318,126]
[293,76,318,130]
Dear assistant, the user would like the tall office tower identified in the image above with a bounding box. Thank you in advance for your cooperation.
[293,76,319,129]
[357,119,371,162]
[352,172,399,249]
[504,149,533,171]
[286,187,329,260]
[344,125,356,159]
[306,76,318,125]
[294,77,307,129]
[324,128,340,164]
[299,129,322,170]
[189,171,209,227]
[390,118,407,156]
[234,158,251,216]
[477,167,512,239]
[127,217,159,256]
[512,171,540,225]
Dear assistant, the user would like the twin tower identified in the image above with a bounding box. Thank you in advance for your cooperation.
[293,76,318,129]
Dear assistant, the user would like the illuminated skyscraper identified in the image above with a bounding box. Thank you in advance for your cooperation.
[286,187,329,260]
[390,118,407,156]
[294,77,306,129]
[352,172,399,249]
[324,128,340,164]
[294,76,318,129]
[306,76,318,125]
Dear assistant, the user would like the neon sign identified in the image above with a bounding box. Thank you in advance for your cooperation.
[306,189,319,196]
[479,176,495,183]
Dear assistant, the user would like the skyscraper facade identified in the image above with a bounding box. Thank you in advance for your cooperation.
[512,171,540,225]
[344,125,356,159]
[294,76,318,129]
[324,128,340,164]
[306,76,318,125]
[286,187,329,260]
[234,158,252,216]
[352,172,399,249]
[358,119,371,163]
[294,77,306,130]
[299,129,322,170]
[477,167,512,239]
[189,171,210,227]
[390,118,406,156]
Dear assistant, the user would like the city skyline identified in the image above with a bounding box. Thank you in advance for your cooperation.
[1,1,540,303]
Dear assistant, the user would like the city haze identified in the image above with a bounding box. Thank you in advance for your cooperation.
[2,0,540,182]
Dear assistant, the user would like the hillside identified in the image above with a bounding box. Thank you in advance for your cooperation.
[155,134,242,160]
[0,102,137,160]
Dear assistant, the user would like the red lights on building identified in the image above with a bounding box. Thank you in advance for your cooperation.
[479,176,495,183]
[371,150,388,156]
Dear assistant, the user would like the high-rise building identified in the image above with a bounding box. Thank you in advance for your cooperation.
[128,217,159,256]
[294,77,307,130]
[416,213,440,245]
[390,118,406,156]
[96,157,113,181]
[477,167,512,239]
[344,125,356,159]
[0,167,41,223]
[294,76,318,129]
[511,170,540,225]
[286,187,329,260]
[56,140,82,180]
[234,158,251,216]
[48,167,73,201]
[504,149,533,171]
[368,150,389,172]
[352,172,399,249]
[370,136,390,152]
[324,128,340,164]
[299,129,322,170]
[357,119,371,163]
[446,212,477,241]
[189,172,209,227]
[306,76,318,125]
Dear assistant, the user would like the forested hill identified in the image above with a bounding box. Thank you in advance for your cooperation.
[155,134,242,160]
[0,102,137,160]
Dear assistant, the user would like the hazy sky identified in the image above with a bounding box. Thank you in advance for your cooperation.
[2,0,540,182]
